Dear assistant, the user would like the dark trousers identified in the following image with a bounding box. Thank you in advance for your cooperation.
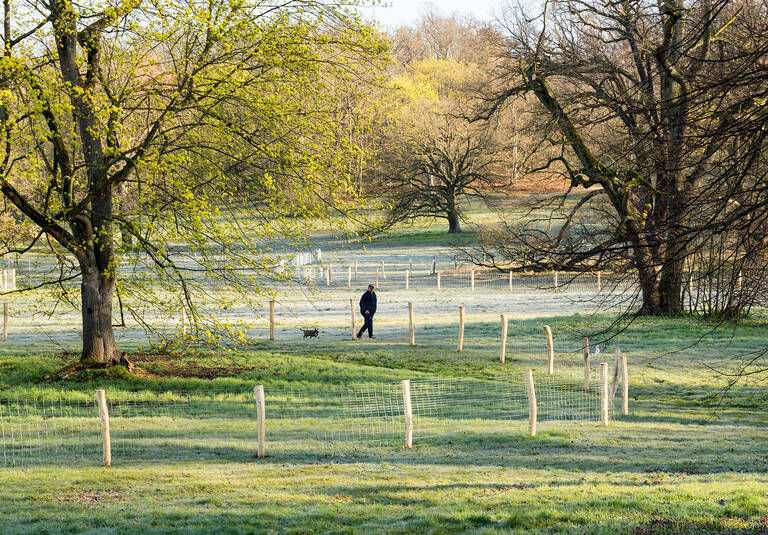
[357,312,374,338]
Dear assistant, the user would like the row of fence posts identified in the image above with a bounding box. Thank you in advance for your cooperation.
[266,302,626,381]
[263,300,629,405]
[316,261,601,293]
[91,358,629,466]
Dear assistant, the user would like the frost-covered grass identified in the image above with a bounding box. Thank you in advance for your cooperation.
[2,309,768,533]
[1,216,768,533]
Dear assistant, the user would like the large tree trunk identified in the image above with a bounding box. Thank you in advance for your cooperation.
[81,187,119,363]
[635,265,661,316]
[658,256,685,314]
[80,264,119,364]
[447,210,462,233]
[633,241,685,315]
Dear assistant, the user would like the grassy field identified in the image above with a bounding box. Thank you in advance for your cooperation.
[2,312,768,534]
[2,209,768,534]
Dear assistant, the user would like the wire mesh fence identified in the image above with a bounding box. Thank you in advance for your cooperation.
[1,372,618,469]
[318,265,636,296]
[1,250,644,349]
[0,396,100,468]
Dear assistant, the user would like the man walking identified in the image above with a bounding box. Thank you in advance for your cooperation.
[357,284,377,339]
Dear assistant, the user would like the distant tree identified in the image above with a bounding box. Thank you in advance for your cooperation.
[380,106,509,234]
[0,0,386,366]
[375,13,514,233]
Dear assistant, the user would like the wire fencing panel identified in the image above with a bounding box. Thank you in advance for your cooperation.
[408,378,528,442]
[536,375,606,422]
[0,374,610,468]
[107,392,259,462]
[0,395,100,468]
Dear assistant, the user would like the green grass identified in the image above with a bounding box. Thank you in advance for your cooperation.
[371,228,480,247]
[2,201,768,534]
[2,312,768,534]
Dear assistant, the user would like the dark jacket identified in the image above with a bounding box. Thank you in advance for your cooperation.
[360,290,377,315]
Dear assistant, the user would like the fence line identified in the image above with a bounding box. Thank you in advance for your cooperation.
[317,267,633,294]
[0,372,620,468]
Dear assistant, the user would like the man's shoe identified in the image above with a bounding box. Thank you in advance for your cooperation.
[369,335,376,339]
[356,334,362,340]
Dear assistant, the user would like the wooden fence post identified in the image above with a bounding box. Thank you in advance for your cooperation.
[347,266,351,288]
[269,300,275,341]
[349,298,356,340]
[96,390,111,466]
[509,271,513,292]
[621,354,629,416]
[10,268,15,290]
[437,271,441,290]
[600,362,609,426]
[431,257,436,275]
[525,370,537,437]
[408,302,415,346]
[254,385,266,458]
[2,303,7,342]
[381,260,386,280]
[354,261,358,281]
[583,338,590,391]
[500,314,508,364]
[470,270,475,291]
[181,307,187,337]
[402,379,413,448]
[375,268,379,287]
[405,270,409,290]
[554,271,559,292]
[326,267,331,286]
[544,325,554,374]
[597,271,602,292]
[409,258,413,275]
[457,306,465,352]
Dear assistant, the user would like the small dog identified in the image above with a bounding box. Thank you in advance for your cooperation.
[301,328,319,339]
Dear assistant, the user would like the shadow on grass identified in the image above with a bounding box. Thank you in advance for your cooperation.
[10,416,765,476]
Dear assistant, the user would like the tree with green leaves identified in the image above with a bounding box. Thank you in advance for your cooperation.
[375,14,514,234]
[0,0,386,366]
